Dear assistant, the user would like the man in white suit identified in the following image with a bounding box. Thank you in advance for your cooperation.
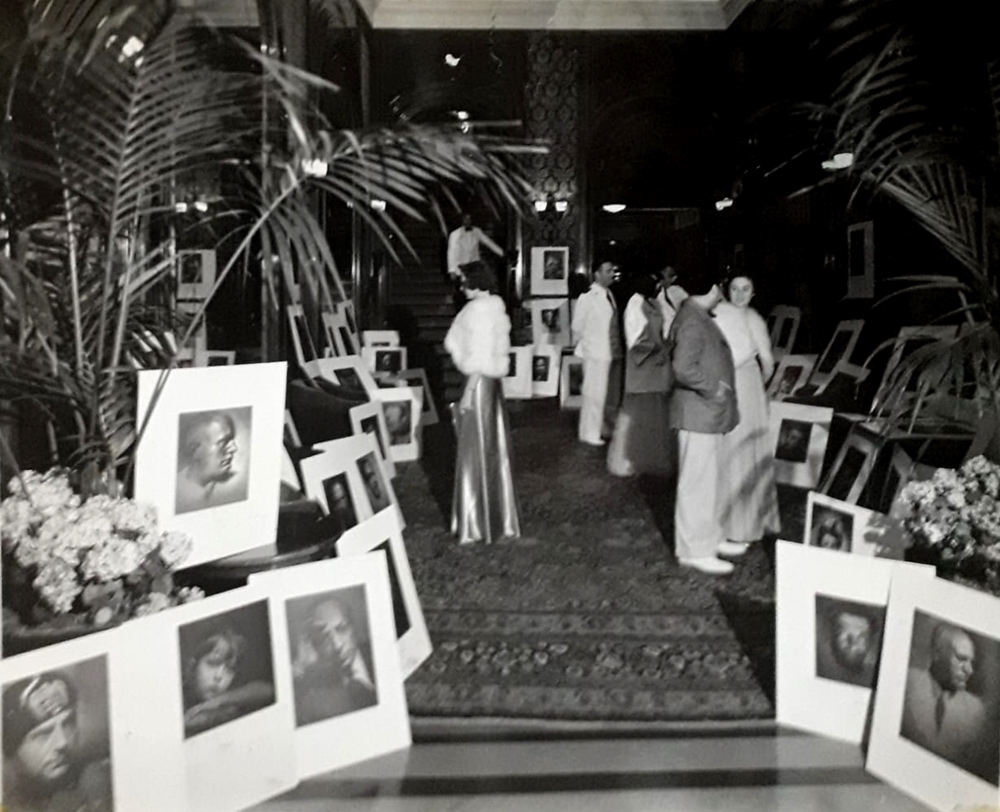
[571,261,623,446]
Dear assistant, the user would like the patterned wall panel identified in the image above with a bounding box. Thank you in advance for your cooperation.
[523,32,583,294]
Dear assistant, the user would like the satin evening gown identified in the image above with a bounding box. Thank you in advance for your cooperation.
[451,374,520,544]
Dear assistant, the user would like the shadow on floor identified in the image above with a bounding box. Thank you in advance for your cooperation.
[715,584,776,708]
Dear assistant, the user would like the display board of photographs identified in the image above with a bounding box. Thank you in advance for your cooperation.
[134,362,287,568]
[529,297,571,347]
[866,567,1000,812]
[362,346,408,379]
[311,355,379,401]
[769,402,834,489]
[306,433,403,528]
[373,386,424,463]
[250,554,411,781]
[775,541,935,745]
[559,355,584,409]
[810,319,865,391]
[286,305,320,374]
[819,426,880,505]
[502,345,534,400]
[394,368,439,427]
[804,491,907,559]
[768,305,802,360]
[349,400,396,479]
[530,246,569,297]
[530,345,562,398]
[336,508,432,679]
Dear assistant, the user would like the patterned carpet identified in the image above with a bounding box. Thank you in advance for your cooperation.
[396,400,780,722]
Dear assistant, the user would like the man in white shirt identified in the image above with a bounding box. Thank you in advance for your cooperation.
[447,213,504,281]
[571,261,623,446]
[656,264,688,337]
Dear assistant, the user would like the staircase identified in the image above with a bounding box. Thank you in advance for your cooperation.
[383,220,464,408]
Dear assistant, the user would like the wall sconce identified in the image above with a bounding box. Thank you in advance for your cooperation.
[554,200,568,214]
[534,196,569,215]
[714,197,734,211]
[534,199,548,213]
[602,203,626,214]
[370,199,387,212]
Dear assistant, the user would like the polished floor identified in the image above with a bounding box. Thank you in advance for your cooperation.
[251,719,928,811]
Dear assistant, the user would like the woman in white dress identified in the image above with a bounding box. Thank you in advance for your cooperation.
[713,273,781,546]
[444,262,521,544]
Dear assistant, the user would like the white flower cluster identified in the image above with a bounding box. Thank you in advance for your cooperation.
[1,470,196,615]
[898,455,1000,561]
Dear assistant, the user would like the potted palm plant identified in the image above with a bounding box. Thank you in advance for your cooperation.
[0,0,539,637]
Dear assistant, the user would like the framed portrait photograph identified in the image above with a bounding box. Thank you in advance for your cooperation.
[813,359,871,397]
[313,433,404,527]
[775,541,935,744]
[196,349,235,367]
[805,491,904,558]
[362,345,408,378]
[177,600,276,740]
[1,642,117,812]
[867,567,1000,812]
[530,246,570,296]
[320,311,348,357]
[811,319,864,390]
[286,304,320,374]
[134,362,287,567]
[336,507,433,679]
[768,305,802,359]
[177,249,216,300]
[395,368,439,426]
[559,354,584,409]
[529,297,571,347]
[502,345,534,400]
[530,345,562,398]
[766,353,817,401]
[846,220,875,300]
[174,302,208,354]
[312,355,379,401]
[374,386,423,463]
[819,427,880,505]
[361,329,400,348]
[116,582,295,812]
[769,402,834,489]
[349,400,396,478]
[249,554,410,781]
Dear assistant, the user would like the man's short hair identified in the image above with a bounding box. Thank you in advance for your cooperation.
[684,269,725,296]
[3,672,77,757]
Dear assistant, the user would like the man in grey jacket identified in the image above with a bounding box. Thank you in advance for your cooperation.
[667,275,744,575]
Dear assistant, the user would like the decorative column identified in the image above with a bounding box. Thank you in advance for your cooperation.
[522,33,585,295]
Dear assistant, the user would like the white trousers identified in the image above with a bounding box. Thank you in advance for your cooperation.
[675,429,725,560]
[579,357,611,443]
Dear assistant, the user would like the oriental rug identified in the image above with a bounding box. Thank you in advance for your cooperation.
[397,400,781,722]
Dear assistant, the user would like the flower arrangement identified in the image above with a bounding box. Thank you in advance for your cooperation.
[1,469,204,634]
[896,455,1000,594]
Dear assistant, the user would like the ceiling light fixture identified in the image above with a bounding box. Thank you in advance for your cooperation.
[821,152,854,171]
[714,197,734,211]
[445,53,462,67]
[602,204,626,214]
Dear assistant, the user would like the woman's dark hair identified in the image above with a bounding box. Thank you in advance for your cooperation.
[461,261,498,294]
[633,271,660,300]
[184,627,244,697]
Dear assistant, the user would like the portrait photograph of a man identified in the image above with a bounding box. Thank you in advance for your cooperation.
[899,611,1000,785]
[286,587,379,727]
[357,452,391,513]
[815,594,884,688]
[543,249,566,280]
[175,406,251,514]
[3,657,114,812]
[532,355,550,383]
[775,418,812,463]
[322,473,359,535]
[177,600,276,739]
[382,401,412,447]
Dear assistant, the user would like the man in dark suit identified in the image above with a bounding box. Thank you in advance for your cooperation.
[668,275,741,575]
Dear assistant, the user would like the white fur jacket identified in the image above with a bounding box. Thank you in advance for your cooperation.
[444,294,511,378]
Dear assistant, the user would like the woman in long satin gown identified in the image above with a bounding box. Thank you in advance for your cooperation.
[713,272,781,547]
[443,261,521,544]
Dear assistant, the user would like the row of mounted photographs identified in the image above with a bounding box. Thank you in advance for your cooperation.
[776,540,1000,812]
[0,509,428,812]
